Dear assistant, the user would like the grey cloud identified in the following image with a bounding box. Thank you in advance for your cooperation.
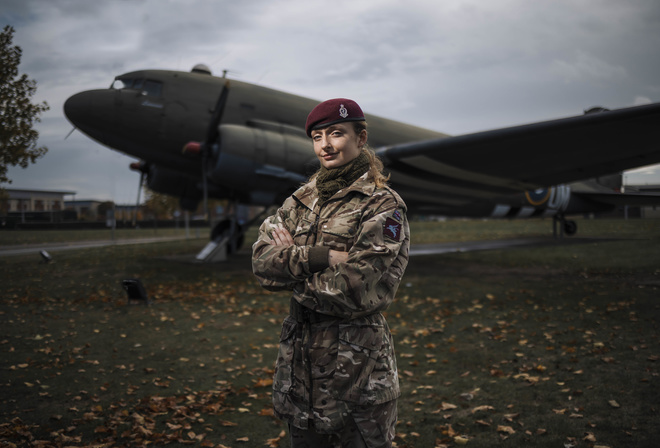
[2,0,659,200]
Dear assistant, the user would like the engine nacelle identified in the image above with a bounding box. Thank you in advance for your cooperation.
[207,124,316,205]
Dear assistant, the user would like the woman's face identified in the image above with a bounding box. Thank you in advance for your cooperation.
[311,123,367,169]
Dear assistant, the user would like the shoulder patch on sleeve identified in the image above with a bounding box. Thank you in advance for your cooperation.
[384,216,402,242]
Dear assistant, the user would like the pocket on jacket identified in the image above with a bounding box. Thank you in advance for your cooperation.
[293,218,314,245]
[336,323,385,402]
[273,316,297,394]
[321,213,360,251]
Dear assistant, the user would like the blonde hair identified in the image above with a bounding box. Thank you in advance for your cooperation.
[353,121,390,189]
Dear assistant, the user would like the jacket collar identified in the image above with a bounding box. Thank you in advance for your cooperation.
[293,172,374,211]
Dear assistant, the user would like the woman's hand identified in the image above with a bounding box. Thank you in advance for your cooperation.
[271,224,348,267]
[328,249,349,266]
[271,224,295,246]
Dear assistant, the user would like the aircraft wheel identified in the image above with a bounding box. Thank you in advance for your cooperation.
[563,220,577,236]
[210,219,244,253]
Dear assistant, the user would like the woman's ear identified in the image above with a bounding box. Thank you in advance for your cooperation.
[358,129,368,148]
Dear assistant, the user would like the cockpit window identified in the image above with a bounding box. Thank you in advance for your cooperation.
[112,78,134,89]
[142,80,162,97]
[111,78,162,97]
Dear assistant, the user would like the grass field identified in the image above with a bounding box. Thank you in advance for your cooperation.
[1,218,659,447]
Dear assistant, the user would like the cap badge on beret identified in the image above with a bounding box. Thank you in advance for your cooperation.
[339,104,349,118]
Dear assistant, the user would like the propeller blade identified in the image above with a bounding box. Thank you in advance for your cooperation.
[205,81,230,145]
[200,81,230,220]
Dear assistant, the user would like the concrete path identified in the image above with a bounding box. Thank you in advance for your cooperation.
[1,235,607,258]
[0,235,192,257]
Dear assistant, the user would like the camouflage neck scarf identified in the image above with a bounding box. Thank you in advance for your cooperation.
[316,151,369,203]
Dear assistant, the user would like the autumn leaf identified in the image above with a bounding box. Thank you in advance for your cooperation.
[497,425,515,434]
[265,430,287,447]
[471,405,494,414]
[254,377,273,387]
[583,432,597,442]
[440,402,458,411]
[454,435,469,444]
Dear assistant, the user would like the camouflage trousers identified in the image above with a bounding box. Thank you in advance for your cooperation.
[289,399,397,448]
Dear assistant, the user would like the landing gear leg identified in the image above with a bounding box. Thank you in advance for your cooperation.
[211,201,244,254]
[553,214,577,238]
[209,203,270,254]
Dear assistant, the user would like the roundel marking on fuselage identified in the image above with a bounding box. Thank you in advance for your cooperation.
[525,188,551,206]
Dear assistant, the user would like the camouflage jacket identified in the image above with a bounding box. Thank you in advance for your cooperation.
[252,173,410,433]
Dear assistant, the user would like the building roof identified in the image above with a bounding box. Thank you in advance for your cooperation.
[4,188,77,195]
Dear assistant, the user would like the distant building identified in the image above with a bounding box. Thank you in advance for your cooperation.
[64,199,105,221]
[2,188,76,214]
[625,184,660,218]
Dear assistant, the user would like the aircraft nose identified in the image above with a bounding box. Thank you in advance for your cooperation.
[64,91,92,128]
[64,89,118,141]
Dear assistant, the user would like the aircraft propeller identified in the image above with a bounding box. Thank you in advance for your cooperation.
[182,81,230,219]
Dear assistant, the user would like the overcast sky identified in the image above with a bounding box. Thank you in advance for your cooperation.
[2,0,660,203]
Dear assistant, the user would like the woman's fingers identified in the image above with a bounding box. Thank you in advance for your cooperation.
[271,225,294,246]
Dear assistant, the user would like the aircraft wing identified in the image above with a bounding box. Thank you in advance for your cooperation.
[377,102,660,211]
[573,191,660,207]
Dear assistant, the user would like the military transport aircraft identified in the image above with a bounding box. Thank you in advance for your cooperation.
[64,64,660,253]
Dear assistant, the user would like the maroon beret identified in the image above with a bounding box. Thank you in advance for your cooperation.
[305,98,365,137]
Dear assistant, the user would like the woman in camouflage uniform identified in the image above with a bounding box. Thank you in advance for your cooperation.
[252,98,410,448]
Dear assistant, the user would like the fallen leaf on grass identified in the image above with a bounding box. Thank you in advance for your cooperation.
[266,430,287,447]
[454,435,469,444]
[259,407,275,416]
[254,377,273,387]
[583,433,597,442]
[497,425,515,434]
[471,405,494,414]
[440,402,458,411]
[236,436,249,442]
[608,400,620,408]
